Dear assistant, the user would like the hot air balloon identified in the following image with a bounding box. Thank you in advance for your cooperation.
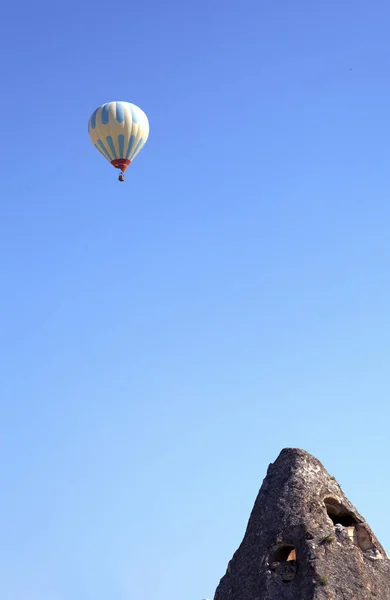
[88,101,149,182]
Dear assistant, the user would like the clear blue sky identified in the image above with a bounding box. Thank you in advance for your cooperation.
[1,0,390,598]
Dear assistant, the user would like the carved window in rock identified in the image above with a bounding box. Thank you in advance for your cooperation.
[269,545,298,583]
[324,498,357,526]
[355,524,376,552]
[324,498,376,553]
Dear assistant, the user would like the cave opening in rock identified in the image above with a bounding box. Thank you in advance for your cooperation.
[270,545,296,562]
[324,499,378,553]
[324,498,357,527]
[355,524,376,551]
[269,545,297,583]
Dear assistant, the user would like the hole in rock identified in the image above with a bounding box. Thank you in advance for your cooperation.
[324,498,357,526]
[269,545,298,583]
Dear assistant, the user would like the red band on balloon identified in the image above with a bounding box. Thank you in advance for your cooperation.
[111,159,131,172]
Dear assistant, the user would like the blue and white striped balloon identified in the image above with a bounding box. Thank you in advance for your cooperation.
[88,101,149,177]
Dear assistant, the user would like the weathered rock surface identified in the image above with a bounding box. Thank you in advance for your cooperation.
[213,448,390,599]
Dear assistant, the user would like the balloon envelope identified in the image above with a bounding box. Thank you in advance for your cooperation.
[88,101,149,173]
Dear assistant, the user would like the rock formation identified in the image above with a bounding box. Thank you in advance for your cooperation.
[213,448,390,599]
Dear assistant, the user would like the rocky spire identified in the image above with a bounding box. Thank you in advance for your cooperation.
[213,448,390,599]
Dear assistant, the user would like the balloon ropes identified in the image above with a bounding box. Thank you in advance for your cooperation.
[88,101,149,182]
